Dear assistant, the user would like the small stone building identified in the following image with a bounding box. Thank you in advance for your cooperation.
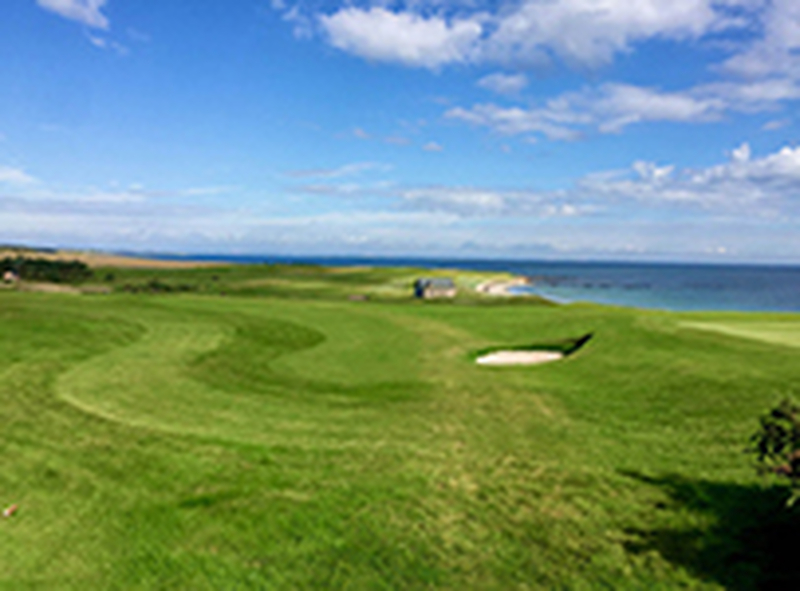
[414,277,457,299]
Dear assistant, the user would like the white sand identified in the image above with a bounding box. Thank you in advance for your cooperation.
[475,277,530,296]
[476,350,563,366]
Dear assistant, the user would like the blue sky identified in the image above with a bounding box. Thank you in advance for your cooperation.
[2,0,800,262]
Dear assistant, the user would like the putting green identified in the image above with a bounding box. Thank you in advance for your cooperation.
[681,319,800,348]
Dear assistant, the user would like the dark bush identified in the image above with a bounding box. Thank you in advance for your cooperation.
[0,256,92,284]
[751,398,800,506]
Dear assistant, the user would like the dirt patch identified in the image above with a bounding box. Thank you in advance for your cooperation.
[18,282,82,294]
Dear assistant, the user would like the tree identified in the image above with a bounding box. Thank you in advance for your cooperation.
[751,398,800,506]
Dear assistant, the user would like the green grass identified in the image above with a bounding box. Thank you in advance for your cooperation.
[90,262,525,303]
[1,266,799,589]
[681,319,800,348]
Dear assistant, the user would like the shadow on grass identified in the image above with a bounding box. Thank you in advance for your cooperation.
[474,332,593,359]
[621,471,800,590]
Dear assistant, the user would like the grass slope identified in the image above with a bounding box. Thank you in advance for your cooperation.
[0,266,799,589]
[681,319,800,348]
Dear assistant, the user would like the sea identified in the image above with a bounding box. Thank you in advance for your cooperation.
[155,254,800,313]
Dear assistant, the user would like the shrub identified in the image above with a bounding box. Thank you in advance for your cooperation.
[751,398,800,506]
[0,256,92,284]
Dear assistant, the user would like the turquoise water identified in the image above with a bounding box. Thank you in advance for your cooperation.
[150,253,800,313]
[503,262,799,312]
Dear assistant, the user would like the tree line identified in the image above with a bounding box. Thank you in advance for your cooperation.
[1,256,93,284]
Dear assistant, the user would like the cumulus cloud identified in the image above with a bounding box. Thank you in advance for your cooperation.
[580,143,800,216]
[270,1,800,145]
[309,0,745,69]
[342,143,800,218]
[482,0,725,68]
[274,1,800,147]
[282,143,800,221]
[320,8,482,68]
[721,0,800,79]
[37,0,109,29]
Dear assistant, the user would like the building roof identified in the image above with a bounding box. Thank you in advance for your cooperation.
[415,277,455,289]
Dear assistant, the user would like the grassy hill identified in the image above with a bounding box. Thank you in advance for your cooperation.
[0,260,798,589]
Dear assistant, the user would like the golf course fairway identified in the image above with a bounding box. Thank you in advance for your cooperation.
[1,264,798,589]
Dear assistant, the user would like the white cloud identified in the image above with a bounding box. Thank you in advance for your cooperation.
[37,0,109,29]
[4,145,799,260]
[762,118,791,131]
[482,0,726,68]
[581,143,800,215]
[85,33,128,54]
[320,8,482,68]
[423,141,443,152]
[397,186,591,218]
[722,0,800,79]
[351,143,800,219]
[697,78,800,110]
[592,84,725,131]
[731,142,751,163]
[285,162,390,179]
[0,166,37,185]
[446,104,582,140]
[447,79,783,139]
[310,1,744,69]
[279,2,800,144]
[87,34,106,48]
[708,143,800,182]
[400,186,509,214]
[632,161,675,181]
[477,72,528,95]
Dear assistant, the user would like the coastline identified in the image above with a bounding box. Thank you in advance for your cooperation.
[2,247,798,312]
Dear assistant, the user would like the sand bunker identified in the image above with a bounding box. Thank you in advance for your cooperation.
[476,350,563,366]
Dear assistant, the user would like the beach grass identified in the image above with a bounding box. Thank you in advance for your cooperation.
[0,263,799,589]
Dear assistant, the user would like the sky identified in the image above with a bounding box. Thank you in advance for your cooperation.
[2,0,800,262]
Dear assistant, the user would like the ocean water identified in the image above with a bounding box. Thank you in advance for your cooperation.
[502,261,800,313]
[159,254,800,313]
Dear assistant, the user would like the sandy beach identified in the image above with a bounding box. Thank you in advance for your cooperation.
[475,277,531,296]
